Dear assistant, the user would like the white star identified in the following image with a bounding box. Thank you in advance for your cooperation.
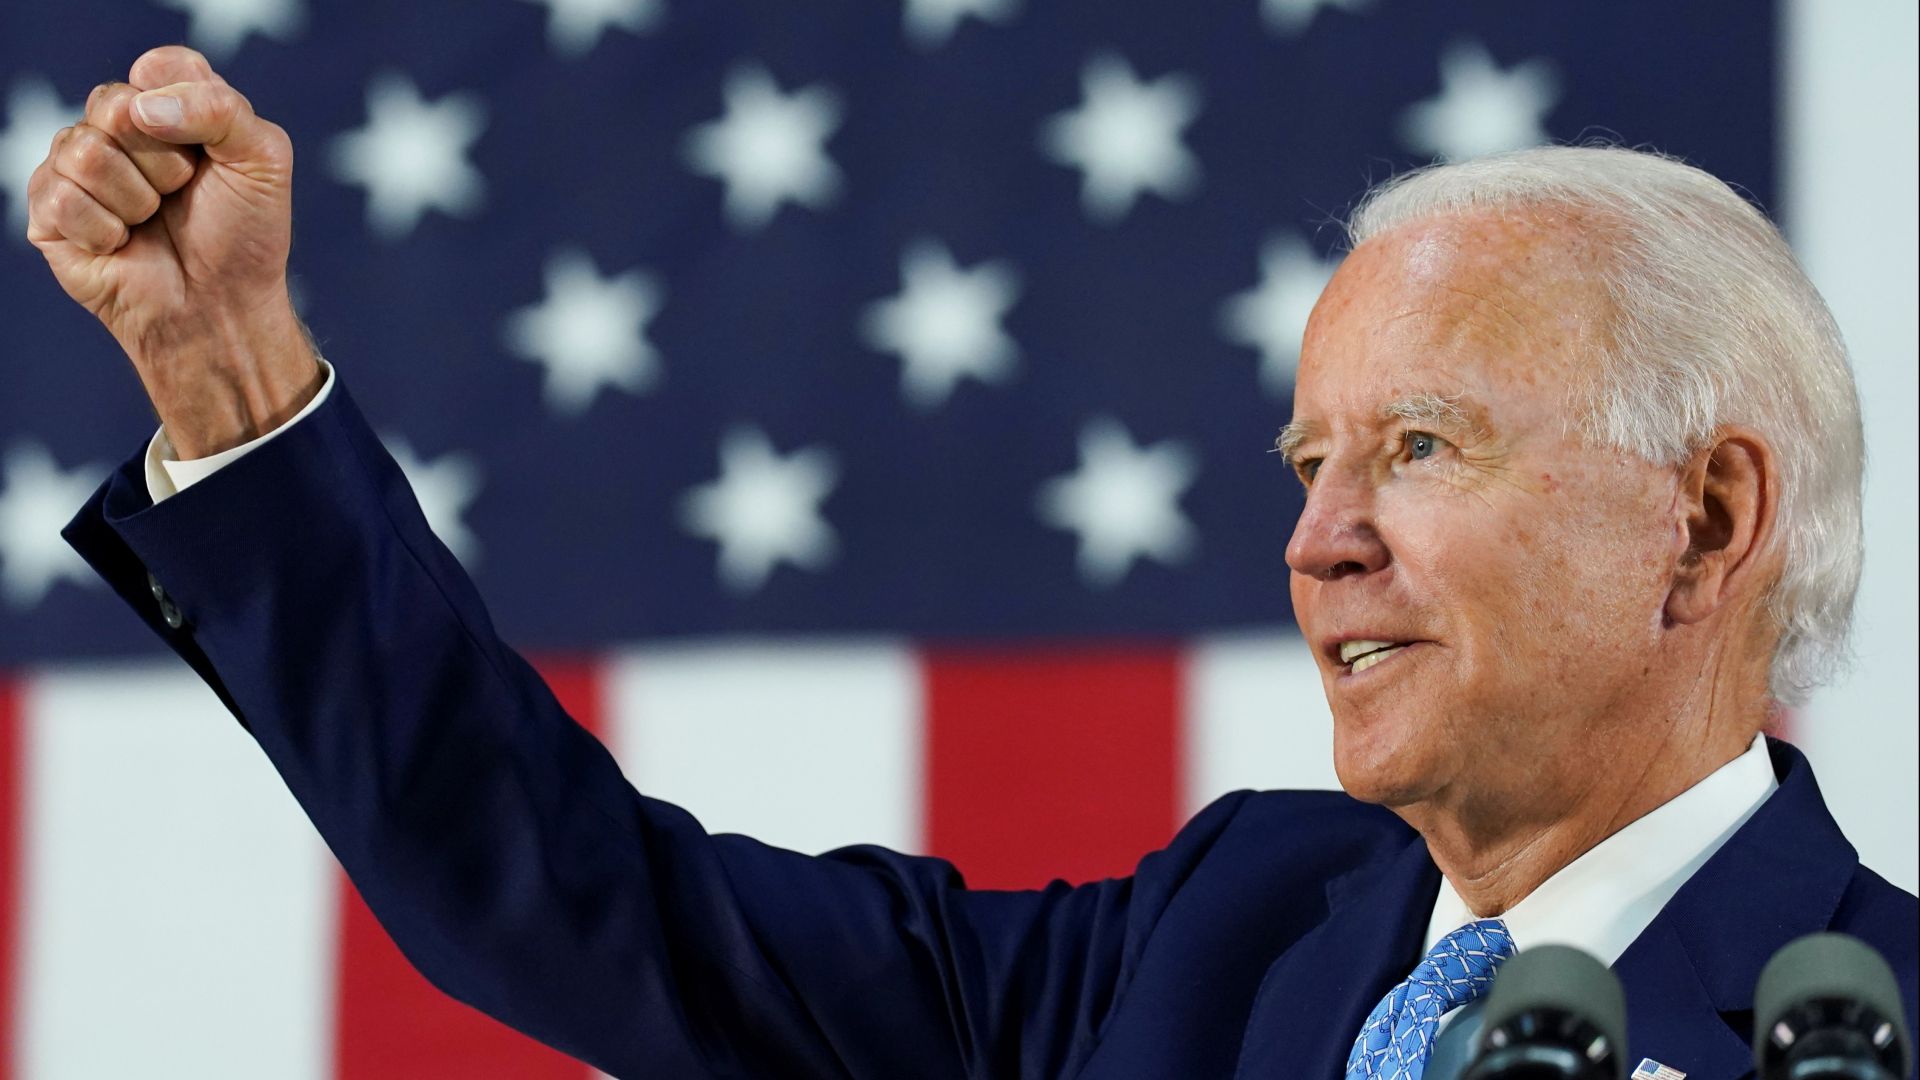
[502,248,664,417]
[861,239,1021,410]
[382,435,484,567]
[514,0,663,59]
[1400,40,1559,162]
[1260,0,1372,36]
[683,65,843,232]
[1035,418,1198,588]
[1040,52,1202,224]
[902,0,1020,49]
[680,427,838,595]
[1218,232,1340,396]
[0,77,82,241]
[328,73,487,241]
[0,443,103,609]
[152,0,306,61]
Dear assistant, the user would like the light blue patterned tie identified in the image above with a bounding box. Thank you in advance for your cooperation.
[1344,918,1516,1080]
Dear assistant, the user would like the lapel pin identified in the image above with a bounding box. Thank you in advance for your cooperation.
[1630,1059,1686,1080]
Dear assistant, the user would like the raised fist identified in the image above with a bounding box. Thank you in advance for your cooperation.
[27,45,321,460]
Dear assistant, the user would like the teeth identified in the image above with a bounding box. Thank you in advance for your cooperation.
[1350,646,1405,674]
[1338,639,1397,664]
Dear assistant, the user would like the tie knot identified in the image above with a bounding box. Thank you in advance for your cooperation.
[1413,918,1516,1011]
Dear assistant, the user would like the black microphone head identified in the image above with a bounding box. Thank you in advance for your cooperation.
[1474,944,1628,1080]
[1425,998,1489,1080]
[1753,932,1912,1080]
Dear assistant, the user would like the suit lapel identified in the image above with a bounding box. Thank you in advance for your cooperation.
[1612,737,1857,1080]
[1229,739,1854,1080]
[1232,834,1441,1080]
[1613,917,1753,1078]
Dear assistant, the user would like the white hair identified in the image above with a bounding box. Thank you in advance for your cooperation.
[1347,145,1863,704]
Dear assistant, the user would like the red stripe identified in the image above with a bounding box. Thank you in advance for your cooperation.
[332,655,602,1080]
[923,646,1183,891]
[0,678,20,1080]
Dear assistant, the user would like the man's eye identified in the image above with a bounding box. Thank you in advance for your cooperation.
[1406,432,1439,461]
[1297,459,1322,483]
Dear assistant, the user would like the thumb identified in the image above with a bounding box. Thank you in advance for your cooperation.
[130,81,289,174]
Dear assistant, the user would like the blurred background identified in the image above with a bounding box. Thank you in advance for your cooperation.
[0,1,1913,1076]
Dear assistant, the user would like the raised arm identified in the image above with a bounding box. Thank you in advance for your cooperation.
[34,45,1248,1079]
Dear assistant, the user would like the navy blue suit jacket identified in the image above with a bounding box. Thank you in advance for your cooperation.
[64,377,1918,1079]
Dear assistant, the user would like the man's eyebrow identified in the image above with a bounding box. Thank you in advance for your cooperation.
[1274,392,1485,462]
[1380,391,1481,434]
[1273,420,1316,462]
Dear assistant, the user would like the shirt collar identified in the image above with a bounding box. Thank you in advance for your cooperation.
[1423,730,1778,965]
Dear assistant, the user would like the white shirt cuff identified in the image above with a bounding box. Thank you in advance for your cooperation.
[144,359,337,504]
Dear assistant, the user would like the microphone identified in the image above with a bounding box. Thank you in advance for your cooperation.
[1423,997,1488,1080]
[1753,932,1913,1080]
[1460,944,1628,1080]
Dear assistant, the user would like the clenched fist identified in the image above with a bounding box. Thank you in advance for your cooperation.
[27,45,322,460]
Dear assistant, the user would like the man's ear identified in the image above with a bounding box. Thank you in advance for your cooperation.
[1666,427,1777,626]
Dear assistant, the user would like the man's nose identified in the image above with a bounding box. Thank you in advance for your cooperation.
[1284,469,1390,581]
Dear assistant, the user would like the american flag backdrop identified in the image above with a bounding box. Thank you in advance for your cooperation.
[0,1,1914,1077]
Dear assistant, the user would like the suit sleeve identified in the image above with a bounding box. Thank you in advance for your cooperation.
[60,373,1250,1080]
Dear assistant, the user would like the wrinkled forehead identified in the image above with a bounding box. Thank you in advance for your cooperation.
[1297,208,1615,408]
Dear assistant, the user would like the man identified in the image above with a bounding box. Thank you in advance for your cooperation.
[27,45,1918,1079]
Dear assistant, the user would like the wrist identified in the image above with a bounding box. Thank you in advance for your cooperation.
[130,298,324,460]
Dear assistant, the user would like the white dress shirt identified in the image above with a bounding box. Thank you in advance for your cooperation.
[1426,730,1778,1033]
[144,359,338,504]
[142,365,1783,1038]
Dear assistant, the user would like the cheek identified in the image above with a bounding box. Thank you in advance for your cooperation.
[1500,497,1676,668]
[1377,493,1521,609]
[1381,484,1668,662]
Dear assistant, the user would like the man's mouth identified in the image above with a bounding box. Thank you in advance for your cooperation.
[1337,639,1413,675]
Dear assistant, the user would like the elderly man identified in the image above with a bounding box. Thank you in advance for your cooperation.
[28,46,1918,1079]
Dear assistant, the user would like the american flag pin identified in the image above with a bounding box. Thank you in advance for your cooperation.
[1630,1059,1686,1080]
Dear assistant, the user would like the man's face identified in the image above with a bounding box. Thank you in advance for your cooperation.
[1286,211,1684,812]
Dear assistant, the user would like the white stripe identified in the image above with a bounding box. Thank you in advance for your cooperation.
[603,641,923,856]
[14,662,336,1080]
[1784,0,1920,895]
[1184,632,1339,818]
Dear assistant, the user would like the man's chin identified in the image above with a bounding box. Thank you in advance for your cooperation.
[1330,715,1446,807]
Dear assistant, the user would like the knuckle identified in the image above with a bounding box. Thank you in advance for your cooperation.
[25,163,54,214]
[130,181,163,222]
[206,83,249,122]
[60,126,117,181]
[46,176,89,225]
[158,150,198,191]
[87,82,139,131]
[86,81,129,118]
[46,175,80,213]
[29,163,66,208]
